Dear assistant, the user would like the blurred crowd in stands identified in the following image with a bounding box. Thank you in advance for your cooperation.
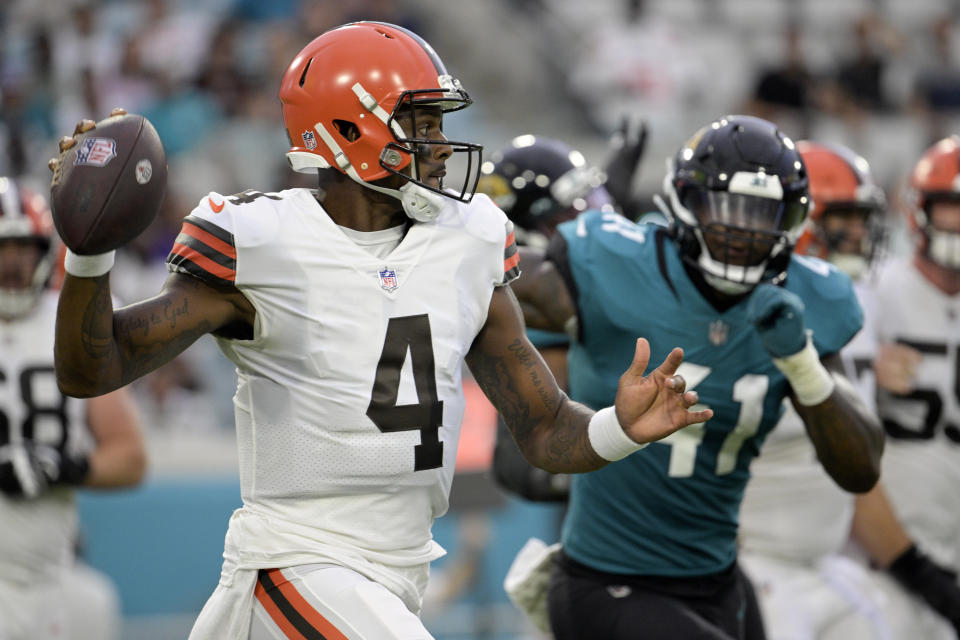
[2,0,959,435]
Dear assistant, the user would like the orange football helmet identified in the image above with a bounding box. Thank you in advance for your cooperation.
[904,135,960,270]
[0,178,58,318]
[279,21,482,221]
[794,141,886,278]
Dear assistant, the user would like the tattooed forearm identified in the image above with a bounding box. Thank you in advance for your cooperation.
[119,320,214,382]
[79,280,116,360]
[471,337,604,473]
[470,345,533,442]
[507,339,557,413]
[57,270,239,397]
[114,294,214,383]
[542,395,602,471]
[115,298,191,339]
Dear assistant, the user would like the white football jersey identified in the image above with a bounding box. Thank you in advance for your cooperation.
[871,258,960,568]
[0,291,89,584]
[167,188,517,574]
[740,281,877,561]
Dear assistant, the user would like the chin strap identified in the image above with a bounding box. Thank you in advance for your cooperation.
[397,183,447,222]
[292,119,447,223]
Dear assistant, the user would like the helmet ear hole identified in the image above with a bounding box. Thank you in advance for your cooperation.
[333,119,360,142]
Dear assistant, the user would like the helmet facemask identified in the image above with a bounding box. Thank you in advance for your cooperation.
[0,179,56,320]
[815,204,888,280]
[378,90,482,211]
[666,165,807,295]
[918,196,960,271]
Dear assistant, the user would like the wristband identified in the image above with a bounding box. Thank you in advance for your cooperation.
[772,332,836,406]
[588,406,647,462]
[64,249,115,278]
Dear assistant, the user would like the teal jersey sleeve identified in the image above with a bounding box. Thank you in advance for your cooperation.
[554,212,864,577]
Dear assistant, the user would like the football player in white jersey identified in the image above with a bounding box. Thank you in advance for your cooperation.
[852,136,960,640]
[739,140,960,639]
[0,178,145,640]
[47,22,711,640]
[736,140,886,639]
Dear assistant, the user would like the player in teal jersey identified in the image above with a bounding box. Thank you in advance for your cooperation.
[513,115,884,639]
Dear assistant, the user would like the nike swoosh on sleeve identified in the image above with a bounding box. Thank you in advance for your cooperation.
[208,197,225,213]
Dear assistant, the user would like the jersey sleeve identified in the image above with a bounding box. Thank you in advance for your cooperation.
[499,220,520,286]
[166,193,238,287]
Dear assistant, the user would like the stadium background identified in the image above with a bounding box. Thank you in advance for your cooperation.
[2,0,958,637]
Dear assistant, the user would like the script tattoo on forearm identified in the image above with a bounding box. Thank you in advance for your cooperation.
[116,296,214,382]
[507,339,557,412]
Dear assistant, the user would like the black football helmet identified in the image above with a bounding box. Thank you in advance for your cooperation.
[662,115,810,294]
[478,135,613,247]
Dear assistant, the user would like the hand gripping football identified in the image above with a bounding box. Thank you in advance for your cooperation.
[50,111,167,255]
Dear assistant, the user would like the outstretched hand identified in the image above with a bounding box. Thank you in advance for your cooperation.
[614,338,712,444]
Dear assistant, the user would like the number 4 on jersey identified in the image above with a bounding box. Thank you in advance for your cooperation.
[366,315,444,471]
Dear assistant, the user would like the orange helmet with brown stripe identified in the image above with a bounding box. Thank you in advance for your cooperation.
[904,135,960,270]
[279,22,482,222]
[795,141,886,279]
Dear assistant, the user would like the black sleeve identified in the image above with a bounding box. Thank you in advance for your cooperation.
[491,416,570,503]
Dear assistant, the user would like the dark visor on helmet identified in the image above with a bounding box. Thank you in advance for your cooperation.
[681,190,806,235]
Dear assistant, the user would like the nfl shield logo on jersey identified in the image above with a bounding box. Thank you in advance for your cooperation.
[709,319,728,346]
[74,137,117,167]
[378,267,399,292]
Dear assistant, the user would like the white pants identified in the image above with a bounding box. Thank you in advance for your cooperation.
[739,551,889,640]
[193,563,434,640]
[0,562,120,640]
[859,570,957,640]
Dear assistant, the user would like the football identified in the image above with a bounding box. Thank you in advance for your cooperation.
[50,112,167,255]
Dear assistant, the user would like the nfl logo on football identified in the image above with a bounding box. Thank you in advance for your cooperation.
[378,267,399,292]
[301,130,317,150]
[74,137,117,167]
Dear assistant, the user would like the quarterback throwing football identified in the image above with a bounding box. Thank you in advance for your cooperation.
[48,22,710,640]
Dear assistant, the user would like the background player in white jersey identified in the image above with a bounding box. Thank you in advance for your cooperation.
[851,135,960,639]
[47,22,711,640]
[0,178,145,640]
[738,141,960,639]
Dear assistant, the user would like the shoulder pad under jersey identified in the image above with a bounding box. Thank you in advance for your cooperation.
[443,193,518,285]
